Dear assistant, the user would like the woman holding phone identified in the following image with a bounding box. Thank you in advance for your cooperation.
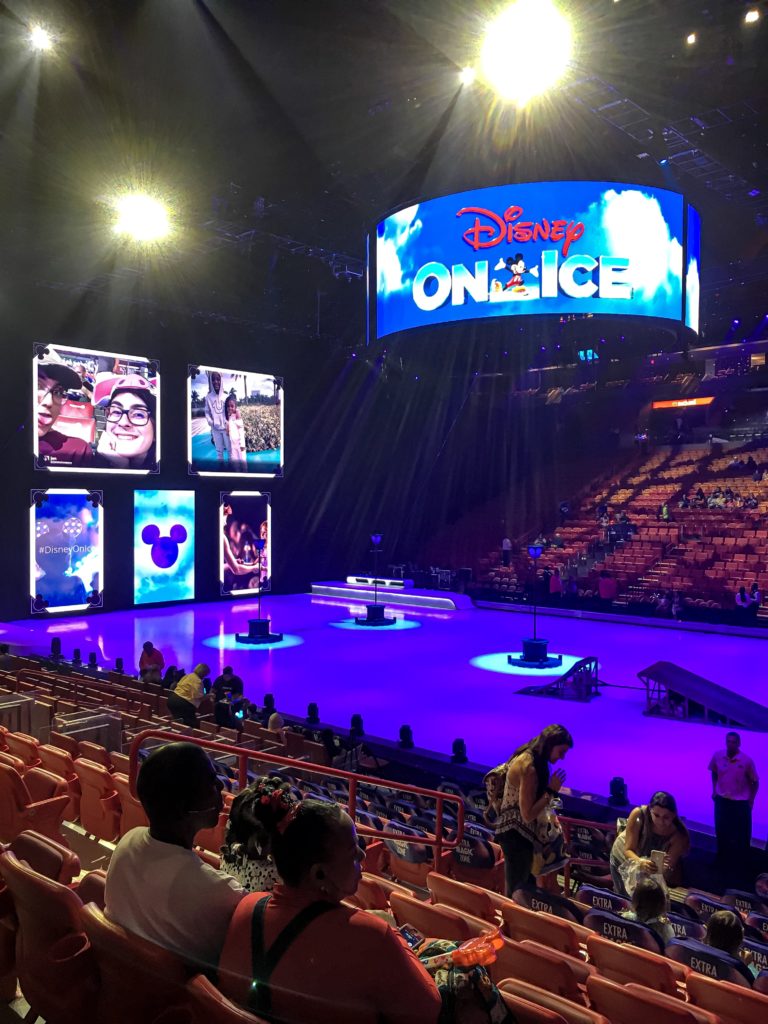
[610,790,690,896]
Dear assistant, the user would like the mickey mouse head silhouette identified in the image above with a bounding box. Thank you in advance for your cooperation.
[142,524,188,569]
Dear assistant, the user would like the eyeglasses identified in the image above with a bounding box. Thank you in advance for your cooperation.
[38,384,67,401]
[106,403,150,426]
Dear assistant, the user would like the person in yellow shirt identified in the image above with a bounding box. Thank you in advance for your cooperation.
[167,663,210,726]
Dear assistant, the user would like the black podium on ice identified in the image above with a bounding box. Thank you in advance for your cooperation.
[508,637,563,669]
[355,603,396,627]
[235,618,284,645]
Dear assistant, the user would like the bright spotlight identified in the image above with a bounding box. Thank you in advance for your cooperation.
[29,25,53,51]
[112,193,172,243]
[686,32,697,45]
[459,66,476,86]
[745,9,760,24]
[481,0,573,106]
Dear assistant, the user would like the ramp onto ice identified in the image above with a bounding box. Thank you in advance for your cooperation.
[638,660,768,730]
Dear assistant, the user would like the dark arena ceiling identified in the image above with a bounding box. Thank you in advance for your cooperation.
[1,0,768,347]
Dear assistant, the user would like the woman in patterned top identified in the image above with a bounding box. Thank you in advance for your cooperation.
[221,777,297,892]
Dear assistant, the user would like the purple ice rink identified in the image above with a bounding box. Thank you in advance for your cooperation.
[3,594,767,839]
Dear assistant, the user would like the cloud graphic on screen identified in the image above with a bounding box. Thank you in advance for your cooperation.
[686,257,700,333]
[596,189,683,305]
[377,205,422,296]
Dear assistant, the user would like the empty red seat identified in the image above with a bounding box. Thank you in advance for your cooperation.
[112,773,149,836]
[0,850,97,1024]
[490,937,588,1003]
[38,744,81,821]
[0,751,28,775]
[498,979,610,1024]
[687,971,768,1024]
[78,741,114,772]
[390,890,475,943]
[79,902,192,1024]
[0,764,69,844]
[426,870,497,922]
[5,733,41,769]
[587,975,711,1024]
[50,731,80,758]
[585,932,683,996]
[501,899,582,957]
[73,758,121,842]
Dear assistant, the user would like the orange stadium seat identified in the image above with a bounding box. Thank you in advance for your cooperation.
[586,975,712,1024]
[80,902,190,1024]
[389,891,475,943]
[426,870,497,921]
[585,933,684,996]
[5,733,41,769]
[0,764,69,844]
[112,773,149,836]
[0,850,97,1024]
[686,971,768,1024]
[38,743,82,821]
[498,979,610,1024]
[73,758,121,842]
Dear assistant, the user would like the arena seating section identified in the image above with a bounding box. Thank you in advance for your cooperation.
[478,441,768,615]
[0,657,766,1022]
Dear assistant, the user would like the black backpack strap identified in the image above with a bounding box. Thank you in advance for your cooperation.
[248,896,336,1021]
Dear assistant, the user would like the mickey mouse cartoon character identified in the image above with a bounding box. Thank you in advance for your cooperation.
[494,253,539,293]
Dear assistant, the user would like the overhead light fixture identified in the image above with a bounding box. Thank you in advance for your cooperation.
[459,66,476,86]
[29,25,54,51]
[686,32,697,45]
[481,0,573,106]
[745,9,760,24]
[112,192,172,243]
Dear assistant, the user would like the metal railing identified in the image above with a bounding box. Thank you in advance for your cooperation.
[128,730,465,869]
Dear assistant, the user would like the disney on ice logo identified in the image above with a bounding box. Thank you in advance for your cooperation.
[411,202,632,312]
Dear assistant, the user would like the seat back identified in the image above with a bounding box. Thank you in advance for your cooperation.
[742,938,768,975]
[73,758,121,841]
[0,764,33,840]
[80,902,190,1024]
[746,913,768,942]
[39,744,77,780]
[499,991,569,1024]
[5,733,40,768]
[0,752,27,775]
[50,731,80,758]
[724,889,767,917]
[426,871,496,922]
[513,885,586,924]
[112,773,149,836]
[0,851,96,1024]
[667,913,705,941]
[666,937,753,987]
[577,884,629,914]
[490,937,585,1003]
[587,974,701,1024]
[585,933,680,996]
[10,830,80,885]
[687,971,768,1024]
[584,909,664,953]
[684,891,732,922]
[389,891,473,943]
[498,979,611,1024]
[78,741,113,771]
[502,900,581,957]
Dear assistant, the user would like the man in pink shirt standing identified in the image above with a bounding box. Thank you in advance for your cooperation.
[709,731,759,888]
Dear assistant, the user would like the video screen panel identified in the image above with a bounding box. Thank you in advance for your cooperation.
[133,490,195,606]
[34,344,160,473]
[30,489,103,613]
[187,365,283,477]
[220,492,271,597]
[372,180,686,338]
[685,204,701,334]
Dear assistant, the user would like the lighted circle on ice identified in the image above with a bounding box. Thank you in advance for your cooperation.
[470,652,584,677]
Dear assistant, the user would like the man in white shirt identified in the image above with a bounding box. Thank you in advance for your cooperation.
[204,371,230,465]
[105,742,244,969]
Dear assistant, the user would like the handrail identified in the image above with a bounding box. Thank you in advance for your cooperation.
[128,729,465,867]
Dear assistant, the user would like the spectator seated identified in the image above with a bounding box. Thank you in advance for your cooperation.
[666,936,754,986]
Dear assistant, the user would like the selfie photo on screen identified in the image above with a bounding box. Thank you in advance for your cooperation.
[188,365,283,477]
[220,492,271,596]
[34,344,160,473]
